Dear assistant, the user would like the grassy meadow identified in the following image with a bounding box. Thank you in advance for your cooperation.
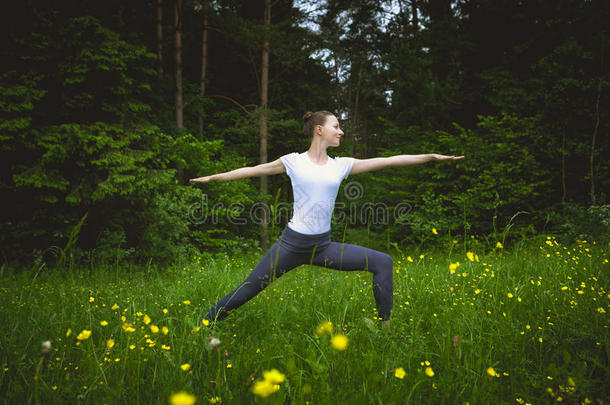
[0,235,608,404]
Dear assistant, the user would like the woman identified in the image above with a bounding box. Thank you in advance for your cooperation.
[190,111,463,330]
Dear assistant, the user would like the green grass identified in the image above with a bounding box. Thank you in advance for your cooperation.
[0,235,608,404]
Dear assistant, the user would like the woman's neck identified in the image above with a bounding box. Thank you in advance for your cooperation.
[306,143,329,165]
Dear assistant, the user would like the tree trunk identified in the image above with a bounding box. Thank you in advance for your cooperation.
[411,0,418,36]
[590,35,604,206]
[174,0,183,129]
[350,62,364,156]
[259,0,271,249]
[199,0,209,138]
[156,0,163,77]
[561,122,567,204]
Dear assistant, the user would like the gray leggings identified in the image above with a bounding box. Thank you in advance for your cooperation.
[204,225,393,322]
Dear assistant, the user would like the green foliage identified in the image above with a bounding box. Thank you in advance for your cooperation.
[362,114,551,246]
[549,203,610,243]
[2,1,610,265]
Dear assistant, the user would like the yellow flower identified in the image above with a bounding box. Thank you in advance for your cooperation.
[201,319,210,327]
[316,321,333,336]
[394,367,406,379]
[129,344,135,350]
[487,367,500,377]
[143,315,151,325]
[161,344,171,350]
[162,326,169,335]
[66,328,72,337]
[169,391,196,405]
[183,300,191,305]
[425,367,435,377]
[432,228,438,235]
[407,256,413,262]
[163,308,168,314]
[474,289,481,294]
[111,303,119,310]
[89,296,94,303]
[122,323,135,333]
[106,339,115,349]
[180,363,191,372]
[449,262,460,274]
[209,396,221,404]
[466,252,474,262]
[263,369,286,384]
[100,320,108,327]
[507,293,514,298]
[496,242,503,249]
[76,330,91,341]
[252,380,280,398]
[331,334,349,351]
[150,325,159,333]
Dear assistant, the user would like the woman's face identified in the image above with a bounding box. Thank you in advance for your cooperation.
[318,115,344,147]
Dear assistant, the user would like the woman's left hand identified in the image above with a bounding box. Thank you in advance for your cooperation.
[432,154,465,161]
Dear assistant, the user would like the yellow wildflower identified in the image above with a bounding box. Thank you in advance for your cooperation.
[449,262,460,274]
[496,242,503,248]
[162,326,169,335]
[76,330,91,341]
[263,369,286,384]
[252,380,280,398]
[111,303,119,310]
[100,320,108,327]
[331,334,349,351]
[169,391,196,405]
[466,251,474,262]
[425,367,435,377]
[150,325,159,333]
[183,300,191,305]
[316,321,333,335]
[89,297,94,303]
[66,328,72,337]
[394,367,406,379]
[106,339,115,349]
[143,315,151,325]
[432,228,438,235]
[122,323,135,333]
[487,367,499,377]
[180,363,191,372]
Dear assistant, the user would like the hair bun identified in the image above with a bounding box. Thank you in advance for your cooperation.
[303,111,313,122]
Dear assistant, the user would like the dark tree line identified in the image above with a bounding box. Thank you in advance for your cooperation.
[1,0,608,266]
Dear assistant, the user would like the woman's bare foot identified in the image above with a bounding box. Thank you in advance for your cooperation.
[364,317,390,332]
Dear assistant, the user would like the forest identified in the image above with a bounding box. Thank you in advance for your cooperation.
[2,0,609,266]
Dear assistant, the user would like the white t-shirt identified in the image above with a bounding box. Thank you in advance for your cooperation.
[280,152,354,235]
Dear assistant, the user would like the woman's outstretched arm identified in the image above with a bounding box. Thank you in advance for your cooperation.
[350,154,464,175]
[189,158,286,184]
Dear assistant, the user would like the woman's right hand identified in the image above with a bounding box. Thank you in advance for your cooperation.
[189,176,213,184]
